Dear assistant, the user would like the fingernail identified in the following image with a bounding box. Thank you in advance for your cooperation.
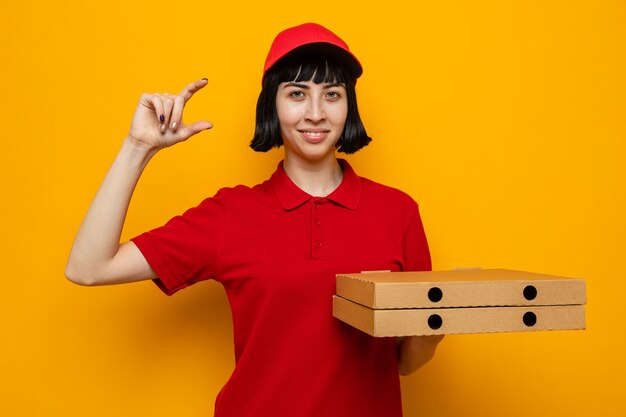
[201,78,208,81]
[160,123,166,131]
[159,114,165,122]
[171,121,178,129]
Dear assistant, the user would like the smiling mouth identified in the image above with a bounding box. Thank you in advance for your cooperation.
[299,130,330,142]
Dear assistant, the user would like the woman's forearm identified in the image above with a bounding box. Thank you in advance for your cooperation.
[65,137,156,285]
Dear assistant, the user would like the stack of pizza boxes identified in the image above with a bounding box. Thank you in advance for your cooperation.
[332,269,586,336]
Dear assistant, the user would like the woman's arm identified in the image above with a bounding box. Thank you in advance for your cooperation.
[397,335,445,376]
[65,79,212,286]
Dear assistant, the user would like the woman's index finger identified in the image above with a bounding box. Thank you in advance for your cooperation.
[179,78,209,103]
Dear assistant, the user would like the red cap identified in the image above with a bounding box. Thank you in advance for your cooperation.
[262,23,363,82]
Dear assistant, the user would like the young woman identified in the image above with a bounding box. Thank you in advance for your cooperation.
[66,23,443,417]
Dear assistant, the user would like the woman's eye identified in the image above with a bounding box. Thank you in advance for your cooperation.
[289,91,305,98]
[326,91,341,99]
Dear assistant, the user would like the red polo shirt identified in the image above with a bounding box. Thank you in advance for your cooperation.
[132,159,431,417]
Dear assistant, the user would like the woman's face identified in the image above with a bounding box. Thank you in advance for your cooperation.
[276,80,348,163]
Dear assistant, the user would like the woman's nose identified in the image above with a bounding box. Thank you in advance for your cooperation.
[305,99,326,122]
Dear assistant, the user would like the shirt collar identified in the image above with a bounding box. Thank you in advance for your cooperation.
[270,158,361,211]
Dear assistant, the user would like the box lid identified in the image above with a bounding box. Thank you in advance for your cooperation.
[335,269,586,309]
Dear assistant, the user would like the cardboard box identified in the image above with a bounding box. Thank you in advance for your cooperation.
[332,269,586,336]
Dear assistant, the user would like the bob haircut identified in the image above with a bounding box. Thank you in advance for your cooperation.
[250,54,371,154]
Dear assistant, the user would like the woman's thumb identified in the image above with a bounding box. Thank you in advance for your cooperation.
[182,121,213,140]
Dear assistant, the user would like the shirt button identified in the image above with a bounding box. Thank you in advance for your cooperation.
[315,219,321,226]
[314,203,320,208]
[315,241,322,248]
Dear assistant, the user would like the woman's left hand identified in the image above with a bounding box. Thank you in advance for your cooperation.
[397,335,445,376]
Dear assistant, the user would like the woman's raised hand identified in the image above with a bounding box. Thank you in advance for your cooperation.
[127,78,213,151]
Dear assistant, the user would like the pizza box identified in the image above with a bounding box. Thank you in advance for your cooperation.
[332,296,586,336]
[335,269,586,309]
[332,269,586,337]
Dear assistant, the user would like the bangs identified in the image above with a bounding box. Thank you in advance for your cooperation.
[273,55,348,85]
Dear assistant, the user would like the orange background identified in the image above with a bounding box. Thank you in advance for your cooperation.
[2,1,625,416]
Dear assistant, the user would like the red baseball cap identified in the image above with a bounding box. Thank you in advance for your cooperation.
[262,23,363,82]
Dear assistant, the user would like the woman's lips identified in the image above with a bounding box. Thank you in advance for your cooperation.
[299,130,329,143]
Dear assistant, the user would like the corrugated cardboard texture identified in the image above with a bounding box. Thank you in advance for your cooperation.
[332,295,586,337]
[336,269,586,309]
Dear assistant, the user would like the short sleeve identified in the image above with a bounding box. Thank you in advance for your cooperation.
[403,204,432,272]
[131,194,226,295]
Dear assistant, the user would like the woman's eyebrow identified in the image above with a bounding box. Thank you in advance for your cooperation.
[282,82,346,89]
[283,82,309,89]
[323,83,345,89]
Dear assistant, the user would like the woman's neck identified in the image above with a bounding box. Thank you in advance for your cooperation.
[283,154,343,197]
